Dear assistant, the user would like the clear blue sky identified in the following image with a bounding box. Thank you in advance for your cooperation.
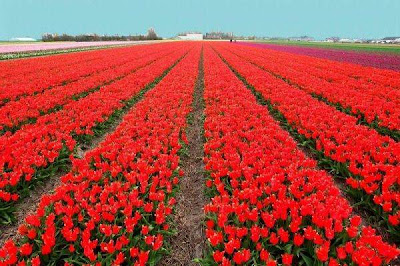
[0,0,399,40]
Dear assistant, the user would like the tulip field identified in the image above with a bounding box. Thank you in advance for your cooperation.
[0,41,400,265]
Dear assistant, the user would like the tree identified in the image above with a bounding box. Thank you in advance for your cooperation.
[147,28,158,40]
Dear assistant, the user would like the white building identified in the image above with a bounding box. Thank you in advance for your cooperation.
[177,33,203,40]
[339,38,355,43]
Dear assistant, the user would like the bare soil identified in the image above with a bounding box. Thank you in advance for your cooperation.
[0,169,65,246]
[159,51,206,266]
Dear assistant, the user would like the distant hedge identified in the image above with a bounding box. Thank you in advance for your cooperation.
[42,31,160,42]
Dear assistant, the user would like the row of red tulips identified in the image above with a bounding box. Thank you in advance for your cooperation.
[228,44,400,132]
[202,45,399,265]
[0,44,191,221]
[212,44,400,229]
[0,44,201,265]
[0,47,103,79]
[0,43,171,105]
[0,44,174,132]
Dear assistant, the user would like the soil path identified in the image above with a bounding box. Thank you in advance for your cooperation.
[160,50,206,266]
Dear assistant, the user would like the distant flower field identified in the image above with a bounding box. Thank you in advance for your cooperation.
[242,42,400,71]
[0,41,159,60]
[0,41,149,54]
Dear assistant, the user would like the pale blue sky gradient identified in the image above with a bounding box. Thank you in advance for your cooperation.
[0,0,399,40]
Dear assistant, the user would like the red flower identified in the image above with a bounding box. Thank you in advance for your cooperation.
[282,253,293,265]
[31,256,41,266]
[350,216,361,227]
[213,250,224,262]
[138,251,149,265]
[19,243,33,256]
[336,246,347,260]
[260,249,269,262]
[141,225,149,235]
[293,234,304,247]
[269,232,279,245]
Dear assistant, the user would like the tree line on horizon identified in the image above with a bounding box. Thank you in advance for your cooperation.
[42,28,161,42]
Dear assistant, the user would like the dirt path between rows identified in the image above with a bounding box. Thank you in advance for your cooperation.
[159,51,206,266]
